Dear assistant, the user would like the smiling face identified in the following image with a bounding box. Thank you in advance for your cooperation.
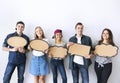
[35,27,45,39]
[36,28,43,37]
[102,30,109,40]
[55,32,62,40]
[75,25,83,36]
[16,24,24,35]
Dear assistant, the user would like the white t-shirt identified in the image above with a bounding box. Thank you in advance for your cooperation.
[73,37,84,65]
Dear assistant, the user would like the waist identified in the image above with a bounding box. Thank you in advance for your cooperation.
[32,55,46,58]
[51,57,63,60]
[8,54,26,64]
[32,50,44,56]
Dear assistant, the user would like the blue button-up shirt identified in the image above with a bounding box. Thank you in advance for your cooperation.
[2,32,30,64]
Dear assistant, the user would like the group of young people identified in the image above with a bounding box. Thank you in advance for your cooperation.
[2,21,117,83]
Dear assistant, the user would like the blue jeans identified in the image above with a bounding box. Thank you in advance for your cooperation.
[72,63,89,83]
[3,62,25,83]
[50,59,67,83]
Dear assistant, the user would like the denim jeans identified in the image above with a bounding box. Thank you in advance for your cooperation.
[72,62,89,83]
[3,62,25,83]
[50,58,67,83]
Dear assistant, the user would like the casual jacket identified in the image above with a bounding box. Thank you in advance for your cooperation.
[69,34,92,69]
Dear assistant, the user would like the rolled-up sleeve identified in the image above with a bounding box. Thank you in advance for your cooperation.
[2,35,9,47]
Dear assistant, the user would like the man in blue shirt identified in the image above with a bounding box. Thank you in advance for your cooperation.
[2,21,29,83]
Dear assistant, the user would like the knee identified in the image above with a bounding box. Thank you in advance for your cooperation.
[39,76,45,81]
[18,76,24,81]
[53,73,57,79]
[18,74,24,80]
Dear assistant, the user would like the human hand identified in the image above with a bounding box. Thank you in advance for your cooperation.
[18,47,25,53]
[44,49,48,54]
[67,42,74,48]
[84,54,92,59]
[61,55,67,59]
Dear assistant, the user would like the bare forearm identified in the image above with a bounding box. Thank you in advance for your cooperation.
[2,47,11,52]
[2,47,18,52]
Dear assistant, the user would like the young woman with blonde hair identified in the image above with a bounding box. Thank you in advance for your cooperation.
[29,26,49,83]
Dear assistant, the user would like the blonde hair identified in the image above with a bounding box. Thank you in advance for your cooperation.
[34,26,45,39]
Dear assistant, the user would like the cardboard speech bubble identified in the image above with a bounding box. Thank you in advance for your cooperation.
[94,44,118,57]
[48,46,67,58]
[68,43,90,57]
[30,39,49,52]
[7,36,27,47]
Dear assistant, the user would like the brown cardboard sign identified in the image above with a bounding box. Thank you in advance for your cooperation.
[48,46,67,58]
[30,39,49,52]
[68,43,90,56]
[95,44,118,57]
[7,36,27,47]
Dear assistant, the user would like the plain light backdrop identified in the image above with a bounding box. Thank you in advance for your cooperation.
[0,0,120,83]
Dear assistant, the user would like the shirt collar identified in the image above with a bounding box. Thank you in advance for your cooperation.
[14,32,23,37]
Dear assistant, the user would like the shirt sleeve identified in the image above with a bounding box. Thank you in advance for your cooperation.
[24,37,30,49]
[2,35,9,47]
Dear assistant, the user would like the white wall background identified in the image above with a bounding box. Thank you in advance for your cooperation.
[0,0,120,83]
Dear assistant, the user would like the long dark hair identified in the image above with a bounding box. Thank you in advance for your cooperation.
[98,28,115,46]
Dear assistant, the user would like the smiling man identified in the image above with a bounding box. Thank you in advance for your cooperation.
[2,21,30,83]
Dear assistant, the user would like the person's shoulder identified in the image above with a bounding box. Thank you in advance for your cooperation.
[22,34,30,41]
[70,35,76,39]
[62,42,66,46]
[82,35,91,39]
[22,34,29,38]
[43,38,48,42]
[6,32,16,38]
[69,35,77,42]
[50,40,55,46]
